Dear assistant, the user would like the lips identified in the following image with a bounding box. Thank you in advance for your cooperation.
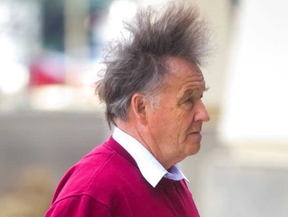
[188,131,201,135]
[188,125,202,135]
[189,130,201,134]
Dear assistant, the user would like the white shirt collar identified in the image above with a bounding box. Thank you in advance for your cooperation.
[112,127,189,188]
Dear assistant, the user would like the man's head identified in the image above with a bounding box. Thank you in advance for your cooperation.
[96,2,211,168]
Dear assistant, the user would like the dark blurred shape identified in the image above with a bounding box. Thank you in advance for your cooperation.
[42,0,65,52]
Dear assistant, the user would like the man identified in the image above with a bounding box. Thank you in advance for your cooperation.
[44,2,211,217]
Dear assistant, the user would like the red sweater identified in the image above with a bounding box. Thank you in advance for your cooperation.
[44,137,200,217]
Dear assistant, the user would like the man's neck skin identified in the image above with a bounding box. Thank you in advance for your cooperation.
[115,118,181,170]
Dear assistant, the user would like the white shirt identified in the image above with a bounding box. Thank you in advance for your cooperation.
[113,127,189,188]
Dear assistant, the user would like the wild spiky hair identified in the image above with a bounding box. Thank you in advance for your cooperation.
[96,1,211,128]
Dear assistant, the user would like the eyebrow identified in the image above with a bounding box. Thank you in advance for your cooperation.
[178,87,209,104]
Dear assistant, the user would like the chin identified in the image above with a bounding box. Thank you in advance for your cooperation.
[186,142,201,156]
[190,147,201,155]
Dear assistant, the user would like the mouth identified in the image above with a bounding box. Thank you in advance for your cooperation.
[187,132,202,139]
[188,131,201,135]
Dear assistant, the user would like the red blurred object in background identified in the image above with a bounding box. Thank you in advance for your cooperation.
[29,51,66,86]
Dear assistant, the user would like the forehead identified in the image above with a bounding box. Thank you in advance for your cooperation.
[165,57,205,90]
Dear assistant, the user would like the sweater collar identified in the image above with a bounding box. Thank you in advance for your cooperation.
[111,127,189,188]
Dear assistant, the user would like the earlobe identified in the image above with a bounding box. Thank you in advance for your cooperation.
[131,93,147,125]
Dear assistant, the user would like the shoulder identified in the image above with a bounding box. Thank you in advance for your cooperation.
[51,141,140,206]
[45,194,111,217]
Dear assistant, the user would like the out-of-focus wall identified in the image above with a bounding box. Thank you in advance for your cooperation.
[199,0,231,112]
[196,0,288,216]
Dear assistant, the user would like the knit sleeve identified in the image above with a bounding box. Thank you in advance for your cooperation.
[44,195,112,217]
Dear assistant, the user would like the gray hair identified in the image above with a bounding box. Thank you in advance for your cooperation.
[96,1,211,128]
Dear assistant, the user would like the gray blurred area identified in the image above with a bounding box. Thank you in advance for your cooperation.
[0,112,111,190]
[0,112,111,216]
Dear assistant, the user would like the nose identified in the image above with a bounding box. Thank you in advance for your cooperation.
[194,100,210,122]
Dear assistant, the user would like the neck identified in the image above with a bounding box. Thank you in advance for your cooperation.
[115,119,176,170]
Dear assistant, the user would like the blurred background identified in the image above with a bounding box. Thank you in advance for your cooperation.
[0,0,287,216]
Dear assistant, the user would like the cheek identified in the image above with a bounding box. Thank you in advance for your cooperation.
[183,111,195,126]
[149,106,176,138]
[148,107,169,132]
[178,111,195,140]
[156,109,190,147]
[161,104,193,135]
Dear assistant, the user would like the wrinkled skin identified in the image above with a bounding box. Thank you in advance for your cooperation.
[144,57,210,169]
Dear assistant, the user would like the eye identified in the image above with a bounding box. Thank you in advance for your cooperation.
[185,98,194,103]
[182,98,194,110]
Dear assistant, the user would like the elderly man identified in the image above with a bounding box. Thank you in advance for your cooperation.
[44,2,210,217]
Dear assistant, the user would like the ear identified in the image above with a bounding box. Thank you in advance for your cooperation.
[130,93,147,125]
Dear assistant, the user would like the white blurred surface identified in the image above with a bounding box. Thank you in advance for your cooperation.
[220,0,288,141]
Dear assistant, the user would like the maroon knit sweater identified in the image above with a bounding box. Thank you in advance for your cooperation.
[44,137,200,217]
